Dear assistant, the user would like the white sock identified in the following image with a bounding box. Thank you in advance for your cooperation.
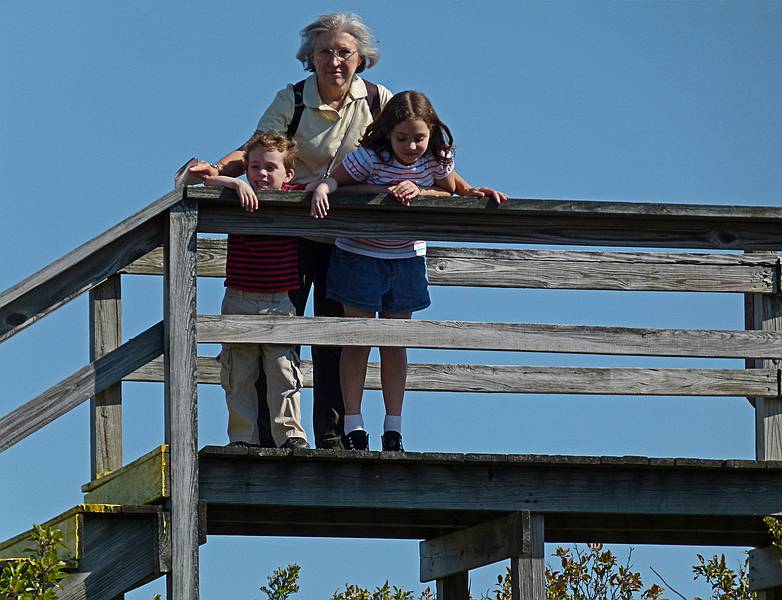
[384,415,402,434]
[344,414,365,434]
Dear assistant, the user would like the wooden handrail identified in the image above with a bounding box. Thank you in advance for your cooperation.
[0,321,164,454]
[0,190,181,344]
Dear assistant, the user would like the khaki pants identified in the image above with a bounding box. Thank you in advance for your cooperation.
[219,288,306,446]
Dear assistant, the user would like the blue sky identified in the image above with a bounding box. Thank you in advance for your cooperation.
[1,1,781,597]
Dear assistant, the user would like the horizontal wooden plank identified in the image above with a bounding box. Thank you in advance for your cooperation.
[0,322,164,454]
[420,512,528,581]
[197,315,782,359]
[0,190,179,344]
[198,448,782,546]
[125,356,779,397]
[82,444,169,505]
[192,188,782,250]
[187,187,782,221]
[749,547,782,591]
[123,240,779,294]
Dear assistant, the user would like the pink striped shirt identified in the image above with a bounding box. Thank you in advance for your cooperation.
[337,146,454,259]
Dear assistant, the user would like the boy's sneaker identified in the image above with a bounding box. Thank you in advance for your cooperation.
[280,437,311,450]
[381,431,404,452]
[343,430,369,451]
[227,441,258,448]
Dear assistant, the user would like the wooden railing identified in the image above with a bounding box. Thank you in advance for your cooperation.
[2,185,782,599]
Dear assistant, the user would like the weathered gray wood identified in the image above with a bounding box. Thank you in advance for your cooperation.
[58,508,166,600]
[198,315,782,359]
[436,572,469,600]
[0,190,180,344]
[750,547,782,591]
[198,447,782,546]
[745,280,782,460]
[0,322,163,453]
[192,187,782,250]
[126,356,779,397]
[122,238,226,278]
[421,512,528,582]
[163,198,199,600]
[188,186,782,221]
[122,239,779,293]
[510,513,545,600]
[90,275,123,480]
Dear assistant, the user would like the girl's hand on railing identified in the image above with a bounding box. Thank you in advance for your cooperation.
[462,186,508,205]
[389,180,421,206]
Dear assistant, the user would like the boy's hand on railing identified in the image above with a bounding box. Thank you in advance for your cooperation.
[389,180,420,206]
[309,183,331,219]
[234,179,259,212]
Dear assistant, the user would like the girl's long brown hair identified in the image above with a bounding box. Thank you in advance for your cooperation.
[360,91,453,166]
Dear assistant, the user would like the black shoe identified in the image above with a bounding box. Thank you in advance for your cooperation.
[381,431,404,452]
[343,430,369,451]
[280,437,311,450]
[227,441,259,448]
[317,436,345,450]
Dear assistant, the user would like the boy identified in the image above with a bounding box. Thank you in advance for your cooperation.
[202,130,309,449]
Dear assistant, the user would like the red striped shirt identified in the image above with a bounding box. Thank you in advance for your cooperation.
[224,183,302,293]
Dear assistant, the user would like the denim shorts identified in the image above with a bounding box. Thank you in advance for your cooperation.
[327,248,431,313]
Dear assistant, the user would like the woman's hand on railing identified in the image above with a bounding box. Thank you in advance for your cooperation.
[188,160,220,181]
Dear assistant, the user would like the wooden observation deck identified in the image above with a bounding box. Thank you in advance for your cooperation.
[2,187,782,599]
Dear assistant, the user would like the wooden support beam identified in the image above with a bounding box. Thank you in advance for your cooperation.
[127,356,780,397]
[198,315,782,359]
[0,321,163,454]
[164,197,199,600]
[90,274,123,480]
[510,514,545,600]
[198,447,782,546]
[122,239,780,294]
[436,572,469,600]
[750,546,782,592]
[421,512,530,582]
[745,278,782,459]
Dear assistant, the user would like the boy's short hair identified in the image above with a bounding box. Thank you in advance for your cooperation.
[244,131,298,171]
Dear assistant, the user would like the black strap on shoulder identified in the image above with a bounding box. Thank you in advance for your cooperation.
[286,78,382,140]
[363,79,381,119]
[286,79,306,139]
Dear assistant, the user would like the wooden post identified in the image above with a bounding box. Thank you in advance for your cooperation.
[89,275,123,480]
[436,572,469,600]
[746,252,782,600]
[510,513,545,600]
[164,197,199,600]
[744,252,782,459]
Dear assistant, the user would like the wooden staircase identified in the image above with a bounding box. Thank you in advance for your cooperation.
[3,186,782,598]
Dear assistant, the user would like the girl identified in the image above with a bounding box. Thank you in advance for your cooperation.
[307,90,456,452]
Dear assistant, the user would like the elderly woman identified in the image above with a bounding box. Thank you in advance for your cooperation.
[194,12,504,450]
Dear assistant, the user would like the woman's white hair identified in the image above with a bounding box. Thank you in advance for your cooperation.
[296,12,380,73]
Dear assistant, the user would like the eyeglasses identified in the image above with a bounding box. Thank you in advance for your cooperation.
[314,48,358,63]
